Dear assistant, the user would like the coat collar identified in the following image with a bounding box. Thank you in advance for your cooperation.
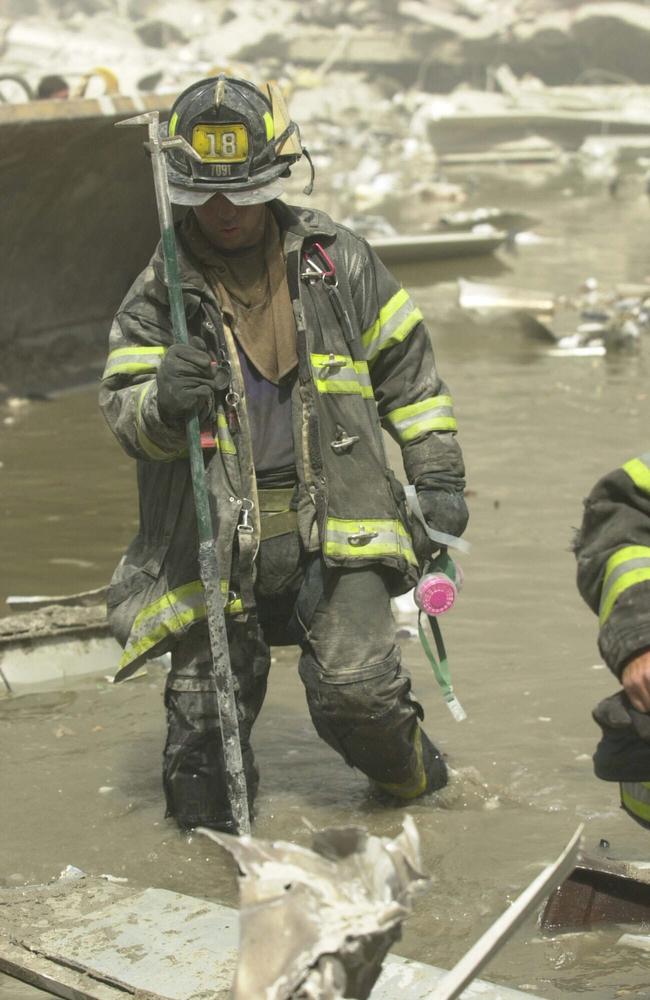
[150,201,337,294]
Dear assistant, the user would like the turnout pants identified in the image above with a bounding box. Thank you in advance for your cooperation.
[163,532,443,830]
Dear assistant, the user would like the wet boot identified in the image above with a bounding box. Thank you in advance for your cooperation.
[163,726,259,832]
[372,727,447,801]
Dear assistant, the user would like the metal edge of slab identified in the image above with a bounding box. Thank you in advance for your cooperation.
[0,92,175,126]
[0,942,132,1000]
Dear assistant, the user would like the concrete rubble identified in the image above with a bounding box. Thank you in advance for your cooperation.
[457,277,650,356]
[4,1,650,95]
[4,0,650,394]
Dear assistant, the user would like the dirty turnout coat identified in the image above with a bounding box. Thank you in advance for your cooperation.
[100,202,465,680]
[576,450,650,676]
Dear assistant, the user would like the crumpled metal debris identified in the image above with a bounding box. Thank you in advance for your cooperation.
[199,816,427,1000]
[457,276,650,356]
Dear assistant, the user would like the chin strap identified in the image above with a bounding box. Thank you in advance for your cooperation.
[302,145,315,196]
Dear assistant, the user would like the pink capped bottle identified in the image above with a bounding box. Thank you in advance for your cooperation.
[413,553,463,616]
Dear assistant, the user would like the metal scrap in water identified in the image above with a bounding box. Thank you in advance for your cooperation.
[199,816,427,1000]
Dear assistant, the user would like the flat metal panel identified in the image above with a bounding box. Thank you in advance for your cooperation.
[34,889,237,1000]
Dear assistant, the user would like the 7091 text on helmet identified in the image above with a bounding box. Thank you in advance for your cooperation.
[210,164,232,177]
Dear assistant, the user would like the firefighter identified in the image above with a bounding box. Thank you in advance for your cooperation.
[575,450,650,828]
[100,75,468,831]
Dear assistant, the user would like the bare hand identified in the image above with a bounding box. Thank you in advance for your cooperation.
[621,650,650,712]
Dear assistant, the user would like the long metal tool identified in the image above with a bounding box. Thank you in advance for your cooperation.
[426,825,584,1000]
[116,110,250,835]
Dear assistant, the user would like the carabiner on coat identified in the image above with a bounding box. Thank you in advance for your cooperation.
[302,241,356,347]
[301,242,337,285]
[237,498,254,534]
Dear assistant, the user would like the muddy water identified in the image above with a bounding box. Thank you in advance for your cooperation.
[2,177,650,999]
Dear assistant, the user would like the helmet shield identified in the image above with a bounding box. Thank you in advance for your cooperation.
[164,76,302,203]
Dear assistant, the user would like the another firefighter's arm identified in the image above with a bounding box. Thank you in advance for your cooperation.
[575,455,650,702]
[99,306,190,462]
[351,240,466,530]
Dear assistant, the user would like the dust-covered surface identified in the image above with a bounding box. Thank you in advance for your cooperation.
[0,605,108,645]
[0,879,235,999]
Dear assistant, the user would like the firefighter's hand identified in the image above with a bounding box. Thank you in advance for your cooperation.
[416,486,469,538]
[621,650,650,713]
[156,338,215,424]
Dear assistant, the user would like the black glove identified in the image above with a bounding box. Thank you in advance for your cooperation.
[416,486,469,538]
[592,690,650,783]
[593,691,650,744]
[156,337,216,425]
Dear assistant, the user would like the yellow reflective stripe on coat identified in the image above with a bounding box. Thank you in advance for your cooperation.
[311,354,373,398]
[599,545,650,625]
[323,516,417,566]
[221,578,244,614]
[620,781,650,825]
[361,288,423,364]
[623,453,650,494]
[102,345,166,380]
[384,395,457,443]
[202,413,237,454]
[119,580,205,668]
[119,579,242,670]
[135,381,183,461]
[373,727,427,800]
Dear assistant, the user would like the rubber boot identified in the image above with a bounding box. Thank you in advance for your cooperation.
[372,727,447,801]
[163,728,258,832]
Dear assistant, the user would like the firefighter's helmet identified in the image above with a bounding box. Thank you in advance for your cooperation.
[163,75,304,206]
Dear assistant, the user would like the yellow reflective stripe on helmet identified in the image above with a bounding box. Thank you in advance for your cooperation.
[621,781,650,824]
[324,517,417,566]
[119,578,242,670]
[599,545,650,625]
[168,112,178,137]
[623,454,650,494]
[263,111,274,140]
[311,354,373,399]
[385,395,457,443]
[102,345,166,380]
[136,381,186,461]
[361,288,423,364]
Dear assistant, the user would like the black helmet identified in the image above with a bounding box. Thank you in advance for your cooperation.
[163,75,304,206]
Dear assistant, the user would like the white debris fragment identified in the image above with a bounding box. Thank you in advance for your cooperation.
[58,865,86,880]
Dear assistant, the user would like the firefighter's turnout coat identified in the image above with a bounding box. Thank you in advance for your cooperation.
[576,451,650,676]
[100,202,465,681]
[576,450,650,826]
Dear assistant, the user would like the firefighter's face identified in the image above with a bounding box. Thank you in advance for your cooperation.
[194,194,266,251]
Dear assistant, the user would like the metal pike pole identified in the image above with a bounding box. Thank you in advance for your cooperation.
[116,110,251,835]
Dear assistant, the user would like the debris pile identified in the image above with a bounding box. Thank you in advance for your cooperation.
[4,1,650,99]
[4,1,650,393]
[457,277,650,356]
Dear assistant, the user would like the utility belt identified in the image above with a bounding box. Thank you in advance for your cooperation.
[231,486,301,634]
[258,486,298,541]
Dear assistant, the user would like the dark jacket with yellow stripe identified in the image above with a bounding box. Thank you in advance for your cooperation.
[100,201,465,680]
[575,452,650,677]
[576,454,650,824]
